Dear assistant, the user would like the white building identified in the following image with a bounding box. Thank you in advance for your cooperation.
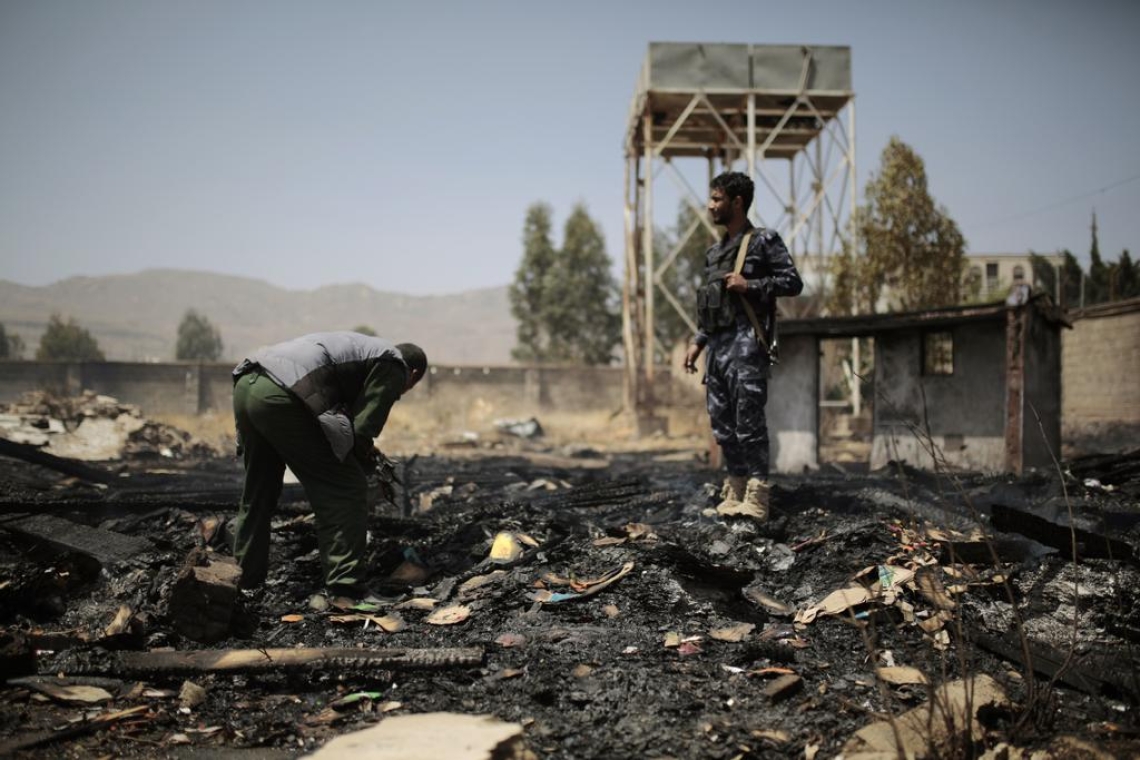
[965,252,1065,302]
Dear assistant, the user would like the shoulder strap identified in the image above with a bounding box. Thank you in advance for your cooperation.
[732,232,753,275]
[732,232,771,354]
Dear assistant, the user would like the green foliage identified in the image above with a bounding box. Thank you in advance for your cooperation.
[827,240,860,314]
[1115,250,1139,300]
[656,202,716,350]
[509,203,557,362]
[352,325,378,337]
[1080,214,1140,303]
[544,204,621,365]
[36,314,105,361]
[829,136,966,314]
[1059,250,1083,307]
[1048,246,1138,308]
[175,309,224,361]
[509,202,620,365]
[6,334,25,360]
[1029,253,1057,300]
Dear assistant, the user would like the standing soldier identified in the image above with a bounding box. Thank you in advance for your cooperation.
[683,172,803,520]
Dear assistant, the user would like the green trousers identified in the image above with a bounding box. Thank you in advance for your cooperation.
[232,370,369,590]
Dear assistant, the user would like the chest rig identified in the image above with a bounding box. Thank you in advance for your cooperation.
[697,231,757,332]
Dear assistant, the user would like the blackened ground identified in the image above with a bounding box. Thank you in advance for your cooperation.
[1,449,1139,759]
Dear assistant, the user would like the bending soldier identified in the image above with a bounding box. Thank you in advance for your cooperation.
[231,332,426,601]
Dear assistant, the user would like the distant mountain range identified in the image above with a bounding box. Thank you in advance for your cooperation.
[0,270,516,364]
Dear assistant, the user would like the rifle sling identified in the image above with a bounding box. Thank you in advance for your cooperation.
[731,232,770,353]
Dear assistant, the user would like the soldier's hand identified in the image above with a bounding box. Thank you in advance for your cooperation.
[683,343,702,374]
[724,272,748,293]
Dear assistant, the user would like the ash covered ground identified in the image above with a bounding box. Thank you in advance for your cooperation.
[1,428,1139,758]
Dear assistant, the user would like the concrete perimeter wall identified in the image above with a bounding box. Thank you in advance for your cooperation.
[0,360,629,422]
[1062,298,1140,453]
[396,364,628,430]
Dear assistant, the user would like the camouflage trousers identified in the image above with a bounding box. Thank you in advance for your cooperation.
[704,327,771,478]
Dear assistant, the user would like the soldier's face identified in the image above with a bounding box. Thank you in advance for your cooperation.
[708,189,735,225]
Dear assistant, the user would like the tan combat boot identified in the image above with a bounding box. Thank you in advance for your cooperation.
[715,475,748,515]
[742,477,771,522]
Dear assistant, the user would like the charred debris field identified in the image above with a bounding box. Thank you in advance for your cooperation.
[1,420,1139,757]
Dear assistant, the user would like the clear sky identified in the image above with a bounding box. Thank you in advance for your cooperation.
[1,0,1138,295]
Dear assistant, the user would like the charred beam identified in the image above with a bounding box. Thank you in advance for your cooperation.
[971,631,1139,703]
[0,513,152,566]
[0,438,116,484]
[47,646,485,678]
[989,502,1135,564]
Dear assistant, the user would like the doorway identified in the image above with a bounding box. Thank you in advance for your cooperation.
[818,337,874,471]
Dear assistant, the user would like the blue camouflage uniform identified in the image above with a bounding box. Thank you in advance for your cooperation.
[694,225,802,478]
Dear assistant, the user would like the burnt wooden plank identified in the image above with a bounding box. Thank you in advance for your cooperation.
[0,438,116,484]
[50,646,485,677]
[0,513,151,566]
[989,502,1135,564]
[972,631,1139,702]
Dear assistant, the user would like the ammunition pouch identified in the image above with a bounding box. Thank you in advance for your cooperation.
[697,279,737,331]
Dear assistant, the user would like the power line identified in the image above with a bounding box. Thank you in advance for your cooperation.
[976,172,1140,228]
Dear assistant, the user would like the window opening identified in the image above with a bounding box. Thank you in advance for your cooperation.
[923,331,954,376]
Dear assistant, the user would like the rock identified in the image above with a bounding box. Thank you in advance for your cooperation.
[178,680,207,709]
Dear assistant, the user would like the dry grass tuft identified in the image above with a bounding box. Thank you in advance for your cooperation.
[151,411,236,453]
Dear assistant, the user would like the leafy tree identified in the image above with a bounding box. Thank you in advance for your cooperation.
[829,136,966,313]
[1029,252,1056,300]
[1050,246,1137,307]
[543,203,621,365]
[827,240,860,314]
[175,310,224,361]
[352,324,377,337]
[1113,250,1138,300]
[0,325,25,360]
[36,314,105,361]
[1058,250,1083,308]
[509,202,621,365]
[509,203,557,362]
[7,334,25,360]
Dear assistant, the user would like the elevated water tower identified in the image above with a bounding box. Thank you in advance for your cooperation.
[621,43,855,420]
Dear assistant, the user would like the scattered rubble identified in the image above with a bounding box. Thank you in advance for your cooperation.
[0,390,218,462]
[494,417,543,440]
[843,673,1010,759]
[0,441,1138,757]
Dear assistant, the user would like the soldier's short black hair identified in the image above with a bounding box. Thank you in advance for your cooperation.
[396,343,427,376]
[710,171,754,213]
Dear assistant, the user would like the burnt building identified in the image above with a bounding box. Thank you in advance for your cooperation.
[768,287,1066,474]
